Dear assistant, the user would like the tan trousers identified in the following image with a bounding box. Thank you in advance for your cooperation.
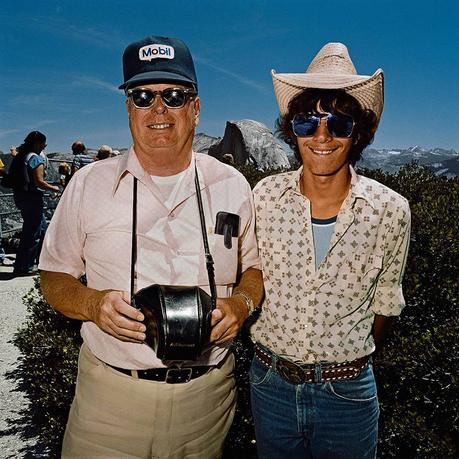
[62,344,236,459]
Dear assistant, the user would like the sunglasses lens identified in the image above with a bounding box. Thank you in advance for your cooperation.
[292,114,354,138]
[129,88,193,108]
[131,90,155,108]
[327,114,354,137]
[292,115,319,137]
[162,88,187,108]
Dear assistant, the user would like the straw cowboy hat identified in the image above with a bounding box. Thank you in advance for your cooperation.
[272,42,384,122]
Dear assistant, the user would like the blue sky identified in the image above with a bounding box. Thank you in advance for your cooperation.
[0,0,457,154]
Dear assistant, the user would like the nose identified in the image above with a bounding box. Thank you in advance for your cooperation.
[151,93,167,114]
[313,118,332,142]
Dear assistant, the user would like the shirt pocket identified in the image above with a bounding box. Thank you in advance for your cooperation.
[208,233,239,286]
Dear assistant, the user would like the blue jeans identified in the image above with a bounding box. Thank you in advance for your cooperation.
[250,354,379,459]
[13,191,47,272]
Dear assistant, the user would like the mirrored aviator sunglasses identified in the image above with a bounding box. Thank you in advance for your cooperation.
[291,113,354,138]
[127,87,197,109]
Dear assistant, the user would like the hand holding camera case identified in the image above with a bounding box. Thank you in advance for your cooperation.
[133,285,213,361]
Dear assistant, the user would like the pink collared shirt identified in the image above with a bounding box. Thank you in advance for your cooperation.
[39,148,260,368]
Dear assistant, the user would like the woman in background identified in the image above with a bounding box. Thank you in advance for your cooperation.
[13,131,59,276]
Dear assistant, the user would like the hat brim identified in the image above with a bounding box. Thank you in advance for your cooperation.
[119,71,197,90]
[272,68,384,122]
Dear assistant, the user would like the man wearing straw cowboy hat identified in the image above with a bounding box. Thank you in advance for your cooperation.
[250,43,411,458]
[39,35,263,458]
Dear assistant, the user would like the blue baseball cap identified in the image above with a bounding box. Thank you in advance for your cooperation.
[119,35,198,91]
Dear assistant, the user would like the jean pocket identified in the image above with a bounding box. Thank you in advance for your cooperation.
[326,365,378,402]
[249,356,273,387]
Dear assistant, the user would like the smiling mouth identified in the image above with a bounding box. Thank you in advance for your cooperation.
[310,147,336,156]
[148,123,173,130]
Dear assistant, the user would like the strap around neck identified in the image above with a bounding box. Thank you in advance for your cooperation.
[130,162,217,308]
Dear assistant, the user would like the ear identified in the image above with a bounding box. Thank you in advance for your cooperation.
[193,97,201,126]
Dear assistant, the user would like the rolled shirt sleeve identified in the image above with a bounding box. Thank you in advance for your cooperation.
[371,199,411,316]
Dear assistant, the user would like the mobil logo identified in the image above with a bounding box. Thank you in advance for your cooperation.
[139,44,175,61]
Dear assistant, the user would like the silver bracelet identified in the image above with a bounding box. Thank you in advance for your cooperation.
[233,290,254,314]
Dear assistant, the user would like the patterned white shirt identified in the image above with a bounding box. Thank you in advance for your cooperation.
[251,166,411,364]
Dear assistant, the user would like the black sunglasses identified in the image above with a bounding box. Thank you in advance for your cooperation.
[291,113,355,138]
[126,87,197,109]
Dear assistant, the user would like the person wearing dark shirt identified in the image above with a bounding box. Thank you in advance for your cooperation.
[13,131,59,276]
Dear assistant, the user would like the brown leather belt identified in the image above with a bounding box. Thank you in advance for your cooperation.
[255,345,370,384]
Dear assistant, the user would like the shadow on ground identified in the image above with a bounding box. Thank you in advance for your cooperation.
[2,369,51,457]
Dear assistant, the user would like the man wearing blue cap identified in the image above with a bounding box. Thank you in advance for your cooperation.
[40,36,263,458]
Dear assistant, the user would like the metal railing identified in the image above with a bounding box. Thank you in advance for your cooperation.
[0,155,111,239]
[0,158,70,238]
[0,189,61,238]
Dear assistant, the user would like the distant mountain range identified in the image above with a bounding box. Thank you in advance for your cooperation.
[357,146,459,177]
[1,122,458,177]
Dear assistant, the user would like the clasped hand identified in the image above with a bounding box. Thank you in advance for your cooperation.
[90,291,248,346]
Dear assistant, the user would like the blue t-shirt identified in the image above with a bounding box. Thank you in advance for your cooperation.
[26,152,46,193]
[312,216,337,270]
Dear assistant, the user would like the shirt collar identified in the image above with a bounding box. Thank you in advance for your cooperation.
[348,166,376,209]
[112,147,146,196]
[278,165,375,209]
[111,147,203,197]
[279,167,303,198]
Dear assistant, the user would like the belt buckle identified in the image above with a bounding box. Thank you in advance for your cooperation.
[165,367,192,384]
[276,358,306,385]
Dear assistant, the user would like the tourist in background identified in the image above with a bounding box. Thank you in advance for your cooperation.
[13,131,59,276]
[95,144,113,160]
[0,157,5,176]
[70,140,94,175]
[58,162,72,189]
[0,158,5,264]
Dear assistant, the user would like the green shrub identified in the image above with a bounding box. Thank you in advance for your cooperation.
[375,317,459,458]
[9,278,81,457]
[11,163,459,458]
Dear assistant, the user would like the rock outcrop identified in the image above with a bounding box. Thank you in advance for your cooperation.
[208,120,291,171]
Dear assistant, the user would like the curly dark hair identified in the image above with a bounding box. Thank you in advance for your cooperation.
[276,89,379,166]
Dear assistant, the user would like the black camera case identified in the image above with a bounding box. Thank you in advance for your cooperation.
[134,285,213,361]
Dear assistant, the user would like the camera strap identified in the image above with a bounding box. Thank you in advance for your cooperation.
[130,176,137,305]
[194,164,217,308]
[130,160,217,309]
